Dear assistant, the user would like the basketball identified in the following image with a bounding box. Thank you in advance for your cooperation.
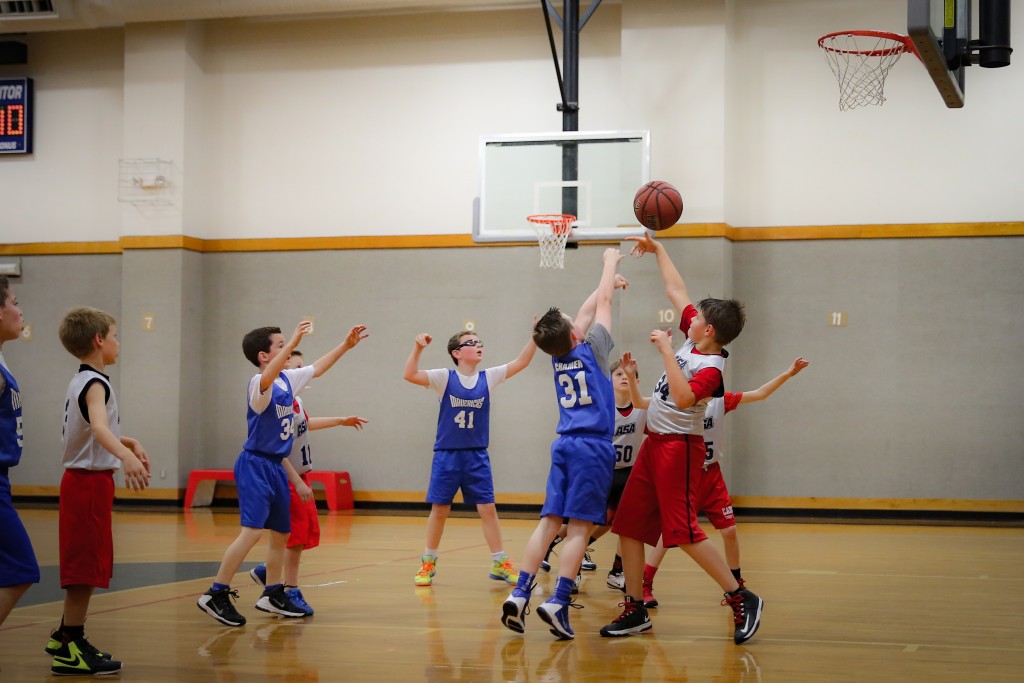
[634,181,683,231]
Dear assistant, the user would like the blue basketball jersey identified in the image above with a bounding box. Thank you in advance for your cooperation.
[434,370,490,450]
[0,362,23,468]
[550,339,615,439]
[243,372,297,459]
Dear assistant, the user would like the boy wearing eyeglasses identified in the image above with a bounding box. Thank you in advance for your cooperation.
[403,329,537,587]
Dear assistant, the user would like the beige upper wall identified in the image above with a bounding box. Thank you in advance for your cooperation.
[2,0,1018,244]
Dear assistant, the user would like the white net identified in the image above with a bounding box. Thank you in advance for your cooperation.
[819,32,911,110]
[528,215,575,269]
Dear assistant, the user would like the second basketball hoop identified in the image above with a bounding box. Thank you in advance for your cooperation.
[818,30,917,110]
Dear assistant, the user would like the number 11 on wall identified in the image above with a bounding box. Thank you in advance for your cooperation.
[829,311,847,327]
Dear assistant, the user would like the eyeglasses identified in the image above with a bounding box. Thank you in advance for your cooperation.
[458,339,483,348]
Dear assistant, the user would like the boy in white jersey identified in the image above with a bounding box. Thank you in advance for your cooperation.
[249,349,368,615]
[46,307,151,676]
[198,322,368,627]
[602,356,647,591]
[600,233,762,645]
[0,276,37,629]
[403,327,536,587]
[641,357,809,607]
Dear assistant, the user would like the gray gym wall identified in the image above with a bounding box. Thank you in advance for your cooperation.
[9,233,1020,504]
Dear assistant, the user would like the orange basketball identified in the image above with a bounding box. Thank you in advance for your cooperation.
[633,181,683,231]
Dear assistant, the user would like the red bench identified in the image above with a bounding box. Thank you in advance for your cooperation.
[184,469,354,510]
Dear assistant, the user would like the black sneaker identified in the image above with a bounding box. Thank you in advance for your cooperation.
[540,536,562,573]
[599,597,652,637]
[723,589,763,644]
[50,637,123,676]
[580,549,597,571]
[255,585,308,618]
[198,587,247,627]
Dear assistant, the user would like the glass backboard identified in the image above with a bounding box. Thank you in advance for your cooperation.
[474,130,650,243]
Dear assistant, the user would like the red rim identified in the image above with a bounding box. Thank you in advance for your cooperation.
[527,214,576,235]
[818,30,915,57]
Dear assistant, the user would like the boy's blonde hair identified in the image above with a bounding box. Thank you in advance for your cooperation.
[59,307,117,359]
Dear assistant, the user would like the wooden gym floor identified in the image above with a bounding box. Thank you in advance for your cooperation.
[1,508,1022,682]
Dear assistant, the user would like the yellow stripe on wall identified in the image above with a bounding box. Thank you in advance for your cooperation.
[1,222,1021,255]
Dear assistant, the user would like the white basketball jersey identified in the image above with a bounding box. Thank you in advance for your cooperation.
[702,392,741,467]
[613,405,647,470]
[646,338,726,436]
[62,367,121,470]
[286,396,312,474]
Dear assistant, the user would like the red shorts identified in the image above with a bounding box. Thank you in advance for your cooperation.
[286,474,320,550]
[699,463,735,530]
[611,432,708,548]
[59,469,115,589]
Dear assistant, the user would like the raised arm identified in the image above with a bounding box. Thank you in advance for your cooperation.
[260,320,310,393]
[627,234,692,314]
[620,352,651,409]
[308,416,368,430]
[402,333,432,387]
[582,248,623,336]
[311,325,368,378]
[573,274,630,339]
[738,357,809,404]
[504,335,537,380]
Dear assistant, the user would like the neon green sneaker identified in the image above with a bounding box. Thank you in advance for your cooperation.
[44,630,112,660]
[50,637,122,676]
[489,555,519,585]
[414,555,437,586]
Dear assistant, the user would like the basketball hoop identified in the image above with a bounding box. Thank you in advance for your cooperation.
[527,214,576,269]
[818,31,917,110]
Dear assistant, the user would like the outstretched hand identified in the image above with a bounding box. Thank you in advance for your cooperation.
[415,333,432,348]
[626,233,658,258]
[344,325,369,349]
[289,320,313,347]
[788,357,810,376]
[614,274,630,290]
[649,328,673,353]
[619,351,637,376]
[340,416,369,430]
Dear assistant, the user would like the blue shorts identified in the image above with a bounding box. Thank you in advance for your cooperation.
[0,472,40,586]
[234,451,291,534]
[540,435,615,525]
[426,449,495,505]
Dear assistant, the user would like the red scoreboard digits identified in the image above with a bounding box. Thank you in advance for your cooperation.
[0,78,32,154]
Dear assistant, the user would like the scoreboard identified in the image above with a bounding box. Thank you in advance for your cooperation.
[0,77,32,155]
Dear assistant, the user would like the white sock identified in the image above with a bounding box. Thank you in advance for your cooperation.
[424,548,438,559]
[491,551,507,562]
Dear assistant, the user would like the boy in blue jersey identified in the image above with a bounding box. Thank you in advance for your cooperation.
[0,276,37,628]
[198,321,368,627]
[403,326,537,587]
[501,247,623,640]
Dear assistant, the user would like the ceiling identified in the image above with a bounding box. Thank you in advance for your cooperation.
[0,0,549,34]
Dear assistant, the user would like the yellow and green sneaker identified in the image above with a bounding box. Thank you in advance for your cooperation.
[44,630,112,660]
[489,555,519,585]
[50,637,122,676]
[414,555,437,586]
